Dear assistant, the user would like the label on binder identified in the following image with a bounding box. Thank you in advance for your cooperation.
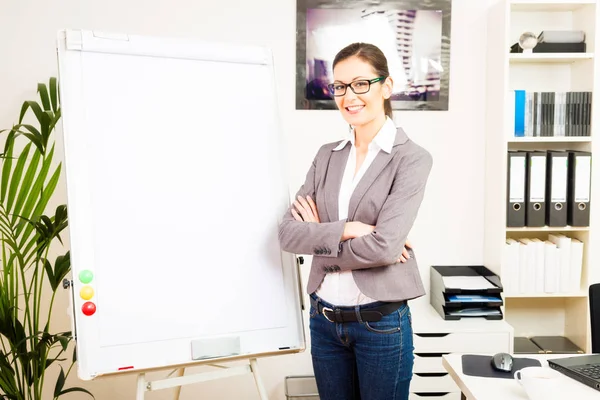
[530,156,546,202]
[551,157,568,202]
[575,156,591,202]
[510,156,526,202]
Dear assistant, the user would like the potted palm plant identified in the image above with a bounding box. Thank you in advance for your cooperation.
[0,78,93,399]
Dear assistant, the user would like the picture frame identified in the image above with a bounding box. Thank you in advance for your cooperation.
[296,0,452,111]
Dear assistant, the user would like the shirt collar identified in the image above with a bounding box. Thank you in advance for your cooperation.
[332,116,396,154]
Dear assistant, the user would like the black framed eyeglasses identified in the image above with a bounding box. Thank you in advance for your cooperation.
[327,77,386,97]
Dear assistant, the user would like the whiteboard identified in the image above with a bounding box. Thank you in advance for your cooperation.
[56,29,304,380]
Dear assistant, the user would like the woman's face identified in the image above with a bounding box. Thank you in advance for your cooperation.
[332,56,392,128]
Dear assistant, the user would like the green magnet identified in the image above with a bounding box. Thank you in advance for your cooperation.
[79,270,94,284]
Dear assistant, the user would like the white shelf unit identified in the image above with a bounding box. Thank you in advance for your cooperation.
[485,0,600,353]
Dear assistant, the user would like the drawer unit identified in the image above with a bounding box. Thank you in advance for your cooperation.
[408,304,513,399]
[414,332,510,353]
[409,392,461,400]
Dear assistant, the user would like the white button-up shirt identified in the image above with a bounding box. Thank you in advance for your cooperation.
[315,117,397,306]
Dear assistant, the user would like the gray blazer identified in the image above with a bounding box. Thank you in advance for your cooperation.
[278,127,433,302]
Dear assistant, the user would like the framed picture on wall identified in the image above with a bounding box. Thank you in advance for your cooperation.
[296,0,452,111]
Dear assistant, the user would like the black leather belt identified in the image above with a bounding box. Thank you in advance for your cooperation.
[310,296,406,323]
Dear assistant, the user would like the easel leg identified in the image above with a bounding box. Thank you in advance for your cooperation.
[249,358,268,400]
[136,373,146,400]
[137,359,267,399]
[173,368,185,400]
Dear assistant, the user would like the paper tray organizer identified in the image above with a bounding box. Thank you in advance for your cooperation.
[430,265,504,320]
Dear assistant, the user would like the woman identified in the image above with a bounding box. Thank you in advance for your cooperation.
[278,42,432,400]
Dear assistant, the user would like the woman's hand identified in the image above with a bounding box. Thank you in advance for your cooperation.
[291,195,320,223]
[397,239,412,263]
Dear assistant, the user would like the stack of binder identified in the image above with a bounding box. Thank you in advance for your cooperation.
[513,90,592,137]
[430,265,503,320]
[507,150,591,228]
[503,234,583,295]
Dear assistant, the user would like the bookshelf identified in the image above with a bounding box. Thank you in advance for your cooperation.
[485,0,600,353]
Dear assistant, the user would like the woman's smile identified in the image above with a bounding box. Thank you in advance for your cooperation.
[345,104,365,114]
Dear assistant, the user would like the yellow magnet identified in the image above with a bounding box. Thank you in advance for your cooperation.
[80,285,94,300]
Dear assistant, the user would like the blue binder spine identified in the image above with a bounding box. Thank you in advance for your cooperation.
[514,90,526,137]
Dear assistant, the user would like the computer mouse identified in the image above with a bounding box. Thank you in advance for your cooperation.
[491,352,514,372]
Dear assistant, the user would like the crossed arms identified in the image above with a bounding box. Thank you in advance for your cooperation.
[278,146,432,272]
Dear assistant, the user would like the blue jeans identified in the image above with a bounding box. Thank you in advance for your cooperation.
[309,294,414,400]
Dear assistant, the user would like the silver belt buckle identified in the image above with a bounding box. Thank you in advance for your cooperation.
[321,307,335,323]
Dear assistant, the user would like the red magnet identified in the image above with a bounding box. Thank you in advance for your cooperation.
[82,301,96,316]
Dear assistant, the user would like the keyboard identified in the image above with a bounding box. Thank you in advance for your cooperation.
[574,363,600,380]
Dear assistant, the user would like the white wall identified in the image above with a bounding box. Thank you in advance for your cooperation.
[0,0,491,398]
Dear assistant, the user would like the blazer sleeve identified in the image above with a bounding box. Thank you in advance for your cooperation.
[278,146,346,258]
[312,148,433,272]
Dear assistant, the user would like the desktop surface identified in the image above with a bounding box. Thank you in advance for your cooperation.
[442,353,600,400]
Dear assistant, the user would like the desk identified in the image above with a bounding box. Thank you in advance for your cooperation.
[442,353,599,400]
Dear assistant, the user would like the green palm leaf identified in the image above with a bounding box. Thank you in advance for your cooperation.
[7,143,32,214]
[19,164,61,250]
[49,78,58,113]
[48,109,61,134]
[57,387,94,399]
[19,101,43,126]
[37,84,51,112]
[12,147,41,223]
[14,145,54,235]
[13,125,44,155]
[1,132,15,203]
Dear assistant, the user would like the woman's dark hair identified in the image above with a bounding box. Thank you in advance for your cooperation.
[332,42,393,119]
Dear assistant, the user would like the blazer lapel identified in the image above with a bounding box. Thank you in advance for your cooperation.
[347,149,394,222]
[324,144,350,222]
[324,128,406,222]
